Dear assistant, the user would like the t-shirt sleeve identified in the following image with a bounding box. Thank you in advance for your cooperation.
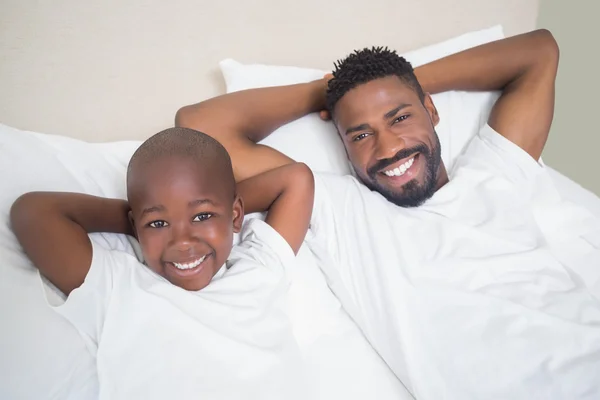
[309,173,363,265]
[452,124,546,190]
[229,218,296,276]
[49,236,119,353]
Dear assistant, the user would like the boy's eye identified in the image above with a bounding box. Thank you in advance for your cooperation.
[148,220,168,228]
[193,213,213,222]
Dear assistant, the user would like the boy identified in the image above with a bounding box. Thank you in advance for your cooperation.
[10,127,314,399]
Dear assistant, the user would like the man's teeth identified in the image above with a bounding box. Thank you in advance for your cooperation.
[383,157,415,177]
[172,255,206,270]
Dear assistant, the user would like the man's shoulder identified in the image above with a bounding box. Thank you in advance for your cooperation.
[450,124,544,184]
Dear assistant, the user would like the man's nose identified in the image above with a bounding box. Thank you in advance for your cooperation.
[375,129,406,161]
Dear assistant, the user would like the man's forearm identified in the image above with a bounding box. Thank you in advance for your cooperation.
[176,79,327,144]
[414,29,558,95]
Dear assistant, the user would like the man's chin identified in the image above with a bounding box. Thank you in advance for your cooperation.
[372,179,434,208]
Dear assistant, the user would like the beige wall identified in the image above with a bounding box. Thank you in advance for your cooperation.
[537,0,600,195]
[0,0,538,143]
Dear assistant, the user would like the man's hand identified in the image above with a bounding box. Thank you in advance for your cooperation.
[414,29,559,160]
[319,73,334,121]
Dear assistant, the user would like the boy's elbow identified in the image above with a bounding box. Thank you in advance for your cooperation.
[10,193,39,235]
[291,162,315,196]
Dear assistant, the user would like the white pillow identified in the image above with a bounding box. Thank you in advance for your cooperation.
[220,25,504,173]
[0,123,141,400]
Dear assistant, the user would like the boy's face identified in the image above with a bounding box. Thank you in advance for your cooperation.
[128,156,243,291]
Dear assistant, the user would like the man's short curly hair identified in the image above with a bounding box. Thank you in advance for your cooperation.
[326,46,425,115]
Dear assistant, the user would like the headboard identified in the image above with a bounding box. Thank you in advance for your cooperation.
[0,0,539,142]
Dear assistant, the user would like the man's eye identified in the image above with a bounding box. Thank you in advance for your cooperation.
[353,133,369,142]
[148,220,168,228]
[393,115,409,124]
[193,213,213,222]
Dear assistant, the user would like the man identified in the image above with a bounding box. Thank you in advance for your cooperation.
[177,30,600,398]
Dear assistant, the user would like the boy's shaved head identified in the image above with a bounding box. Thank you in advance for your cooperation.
[127,127,235,200]
[126,127,243,292]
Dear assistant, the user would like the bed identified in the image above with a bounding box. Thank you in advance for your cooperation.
[2,5,600,399]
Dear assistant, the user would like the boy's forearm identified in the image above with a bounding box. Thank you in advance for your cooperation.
[237,163,314,254]
[13,192,134,236]
[237,163,313,214]
[237,168,289,214]
[176,79,327,144]
[414,29,557,95]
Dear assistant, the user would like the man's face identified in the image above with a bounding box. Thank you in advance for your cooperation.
[334,76,444,207]
[128,156,243,291]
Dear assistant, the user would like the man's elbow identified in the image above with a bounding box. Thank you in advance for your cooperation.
[174,105,194,128]
[533,29,560,66]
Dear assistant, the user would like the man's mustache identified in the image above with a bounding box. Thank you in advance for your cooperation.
[367,144,429,177]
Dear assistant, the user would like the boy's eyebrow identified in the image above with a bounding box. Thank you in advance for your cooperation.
[189,199,215,207]
[140,199,215,217]
[141,205,165,217]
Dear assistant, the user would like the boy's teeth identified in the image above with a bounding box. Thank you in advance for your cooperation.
[173,255,206,270]
[383,157,414,177]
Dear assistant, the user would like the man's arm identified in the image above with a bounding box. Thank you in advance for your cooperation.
[176,82,327,182]
[415,29,559,160]
[237,162,314,254]
[10,193,133,295]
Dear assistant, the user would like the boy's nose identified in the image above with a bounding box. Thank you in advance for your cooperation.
[170,224,196,251]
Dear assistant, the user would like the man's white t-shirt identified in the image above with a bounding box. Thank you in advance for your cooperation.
[54,219,307,400]
[309,124,600,399]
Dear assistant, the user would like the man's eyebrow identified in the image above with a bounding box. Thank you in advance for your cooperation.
[384,103,412,120]
[345,123,371,136]
[141,205,165,217]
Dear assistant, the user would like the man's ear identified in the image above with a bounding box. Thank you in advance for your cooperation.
[424,93,440,127]
[128,210,138,239]
[232,196,244,233]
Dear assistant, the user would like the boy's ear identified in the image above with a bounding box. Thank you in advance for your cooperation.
[232,195,244,233]
[128,210,138,239]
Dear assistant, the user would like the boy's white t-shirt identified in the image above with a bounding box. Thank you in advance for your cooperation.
[309,124,600,399]
[54,219,307,400]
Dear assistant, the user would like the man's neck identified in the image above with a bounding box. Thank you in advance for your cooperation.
[435,163,450,192]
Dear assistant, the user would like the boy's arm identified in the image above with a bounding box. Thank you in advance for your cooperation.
[415,29,559,160]
[236,163,314,254]
[176,81,327,182]
[10,193,133,295]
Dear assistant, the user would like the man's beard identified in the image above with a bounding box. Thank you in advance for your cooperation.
[360,133,442,208]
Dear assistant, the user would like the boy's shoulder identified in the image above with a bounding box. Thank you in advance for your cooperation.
[227,218,296,277]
